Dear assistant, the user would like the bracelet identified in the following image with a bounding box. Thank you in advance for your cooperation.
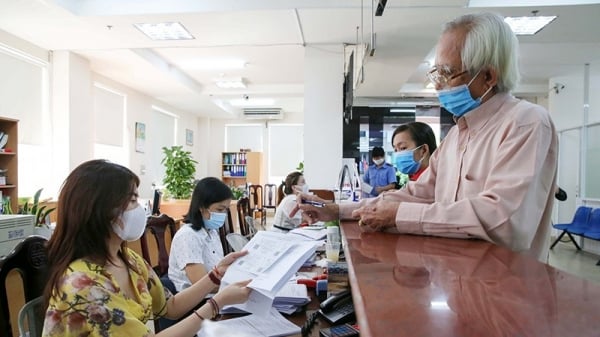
[208,298,220,319]
[208,271,221,285]
[212,266,222,278]
[193,310,204,321]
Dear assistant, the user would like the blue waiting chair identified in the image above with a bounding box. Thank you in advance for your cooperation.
[550,206,592,250]
[567,208,600,236]
[582,209,600,265]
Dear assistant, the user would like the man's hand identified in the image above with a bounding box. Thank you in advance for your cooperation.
[290,193,339,224]
[352,196,399,232]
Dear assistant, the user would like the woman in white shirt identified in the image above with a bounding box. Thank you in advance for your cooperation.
[274,171,308,229]
[169,177,231,292]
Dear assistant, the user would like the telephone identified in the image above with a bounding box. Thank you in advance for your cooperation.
[318,289,355,324]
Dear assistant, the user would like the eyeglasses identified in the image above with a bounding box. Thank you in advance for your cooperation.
[427,66,468,87]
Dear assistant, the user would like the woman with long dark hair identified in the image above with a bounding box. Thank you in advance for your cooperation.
[43,160,250,337]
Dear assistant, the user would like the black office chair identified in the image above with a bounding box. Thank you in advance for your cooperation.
[140,214,177,277]
[0,235,49,337]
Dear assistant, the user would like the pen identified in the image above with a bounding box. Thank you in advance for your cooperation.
[301,199,325,207]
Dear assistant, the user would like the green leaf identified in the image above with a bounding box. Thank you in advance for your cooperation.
[161,146,197,199]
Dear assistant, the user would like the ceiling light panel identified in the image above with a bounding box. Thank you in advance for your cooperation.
[180,59,247,70]
[504,16,557,35]
[134,22,194,41]
[214,78,247,89]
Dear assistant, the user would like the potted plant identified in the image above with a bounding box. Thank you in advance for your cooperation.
[161,145,197,200]
[19,188,56,238]
[230,185,246,200]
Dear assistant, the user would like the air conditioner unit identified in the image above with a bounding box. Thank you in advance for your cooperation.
[242,108,283,120]
[0,215,35,258]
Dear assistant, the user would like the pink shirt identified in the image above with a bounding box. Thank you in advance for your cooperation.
[341,93,557,262]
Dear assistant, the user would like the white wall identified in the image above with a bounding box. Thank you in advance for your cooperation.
[90,75,200,198]
[0,37,206,198]
[203,112,304,184]
[303,45,344,189]
[548,62,600,254]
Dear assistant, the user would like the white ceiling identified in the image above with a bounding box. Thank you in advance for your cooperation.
[1,0,599,118]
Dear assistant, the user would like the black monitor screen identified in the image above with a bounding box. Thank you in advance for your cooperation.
[152,189,161,215]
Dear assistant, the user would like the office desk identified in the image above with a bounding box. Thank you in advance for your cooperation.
[340,221,600,337]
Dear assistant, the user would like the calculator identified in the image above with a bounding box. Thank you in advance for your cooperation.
[319,323,360,337]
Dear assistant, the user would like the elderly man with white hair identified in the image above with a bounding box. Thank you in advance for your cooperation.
[296,12,558,262]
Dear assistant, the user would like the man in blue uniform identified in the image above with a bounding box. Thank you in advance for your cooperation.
[363,146,397,198]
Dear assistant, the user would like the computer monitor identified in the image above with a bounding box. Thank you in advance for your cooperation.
[151,189,162,215]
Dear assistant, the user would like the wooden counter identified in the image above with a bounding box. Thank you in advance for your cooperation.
[340,221,600,337]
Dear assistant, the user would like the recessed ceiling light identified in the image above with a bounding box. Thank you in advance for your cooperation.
[180,59,247,70]
[504,15,557,35]
[230,98,275,107]
[214,78,247,89]
[134,22,194,41]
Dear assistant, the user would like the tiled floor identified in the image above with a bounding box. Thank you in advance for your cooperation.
[548,239,600,285]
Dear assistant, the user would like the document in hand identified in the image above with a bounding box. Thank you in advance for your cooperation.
[220,231,317,314]
[361,182,373,194]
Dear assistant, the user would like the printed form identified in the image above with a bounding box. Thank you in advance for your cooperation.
[221,231,317,314]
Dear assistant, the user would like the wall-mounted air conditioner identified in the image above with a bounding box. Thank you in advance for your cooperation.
[242,108,283,120]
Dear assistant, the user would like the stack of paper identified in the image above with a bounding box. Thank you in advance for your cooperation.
[288,227,327,241]
[197,307,300,337]
[273,283,310,314]
[220,231,316,314]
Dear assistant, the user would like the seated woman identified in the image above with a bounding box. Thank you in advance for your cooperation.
[391,121,438,181]
[169,177,232,293]
[42,160,251,337]
[273,171,307,229]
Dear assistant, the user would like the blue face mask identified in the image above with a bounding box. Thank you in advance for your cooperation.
[204,212,227,230]
[393,145,424,174]
[437,70,492,118]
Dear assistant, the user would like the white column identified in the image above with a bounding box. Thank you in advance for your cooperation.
[51,51,94,178]
[303,45,344,189]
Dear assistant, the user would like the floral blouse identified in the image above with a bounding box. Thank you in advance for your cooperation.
[42,249,168,337]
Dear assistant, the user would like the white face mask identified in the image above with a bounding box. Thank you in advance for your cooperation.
[292,183,310,195]
[302,184,310,194]
[112,204,147,242]
[373,158,384,166]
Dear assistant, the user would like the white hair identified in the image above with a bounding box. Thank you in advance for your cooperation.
[443,12,520,92]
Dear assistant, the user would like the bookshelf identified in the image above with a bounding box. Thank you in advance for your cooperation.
[221,152,263,187]
[0,117,18,214]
